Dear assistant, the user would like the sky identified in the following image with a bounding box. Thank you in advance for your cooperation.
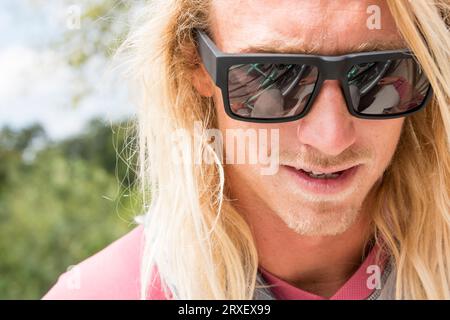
[0,0,133,140]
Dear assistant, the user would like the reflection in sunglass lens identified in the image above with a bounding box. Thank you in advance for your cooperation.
[347,58,430,116]
[228,64,319,119]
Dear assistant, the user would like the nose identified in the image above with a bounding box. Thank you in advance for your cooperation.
[296,80,356,156]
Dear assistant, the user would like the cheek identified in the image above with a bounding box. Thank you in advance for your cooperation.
[213,88,230,129]
[358,119,404,171]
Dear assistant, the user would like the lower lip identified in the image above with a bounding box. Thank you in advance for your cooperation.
[284,165,361,195]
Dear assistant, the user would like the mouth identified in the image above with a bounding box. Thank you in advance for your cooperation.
[283,164,361,195]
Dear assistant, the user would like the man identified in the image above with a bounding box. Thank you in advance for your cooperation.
[44,0,450,300]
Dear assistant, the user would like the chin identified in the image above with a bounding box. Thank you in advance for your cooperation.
[274,200,363,236]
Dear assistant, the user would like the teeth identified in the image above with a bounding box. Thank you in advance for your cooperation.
[306,171,340,179]
[305,169,337,175]
[294,166,353,179]
[305,169,346,175]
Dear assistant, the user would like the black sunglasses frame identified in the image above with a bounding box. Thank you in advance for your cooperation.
[195,29,433,123]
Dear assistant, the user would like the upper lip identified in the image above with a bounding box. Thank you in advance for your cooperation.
[289,164,360,174]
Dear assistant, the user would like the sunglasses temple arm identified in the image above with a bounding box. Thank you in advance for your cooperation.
[195,29,219,84]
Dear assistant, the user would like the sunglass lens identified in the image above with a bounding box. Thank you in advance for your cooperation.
[227,64,319,120]
[347,58,430,116]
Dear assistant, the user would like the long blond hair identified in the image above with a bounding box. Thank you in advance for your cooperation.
[116,0,450,299]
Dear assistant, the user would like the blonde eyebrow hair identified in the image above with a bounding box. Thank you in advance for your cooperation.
[236,39,408,56]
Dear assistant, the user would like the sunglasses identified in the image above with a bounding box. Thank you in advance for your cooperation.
[195,29,433,123]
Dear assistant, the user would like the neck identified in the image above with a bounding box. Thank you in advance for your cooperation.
[241,201,373,298]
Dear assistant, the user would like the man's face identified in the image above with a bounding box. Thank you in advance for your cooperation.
[208,0,405,236]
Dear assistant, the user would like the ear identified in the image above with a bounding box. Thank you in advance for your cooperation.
[191,63,215,97]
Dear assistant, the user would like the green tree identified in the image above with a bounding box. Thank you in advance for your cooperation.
[0,121,141,299]
[0,1,141,299]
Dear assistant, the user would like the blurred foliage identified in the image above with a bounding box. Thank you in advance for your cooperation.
[0,120,141,299]
[68,0,135,106]
[25,0,138,106]
[0,0,144,299]
[59,0,135,68]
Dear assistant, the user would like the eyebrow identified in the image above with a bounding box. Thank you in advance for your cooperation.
[236,39,407,56]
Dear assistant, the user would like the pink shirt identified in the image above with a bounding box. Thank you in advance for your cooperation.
[43,225,164,300]
[259,243,387,300]
[43,225,386,300]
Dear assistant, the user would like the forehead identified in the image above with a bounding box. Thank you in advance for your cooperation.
[210,0,406,55]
